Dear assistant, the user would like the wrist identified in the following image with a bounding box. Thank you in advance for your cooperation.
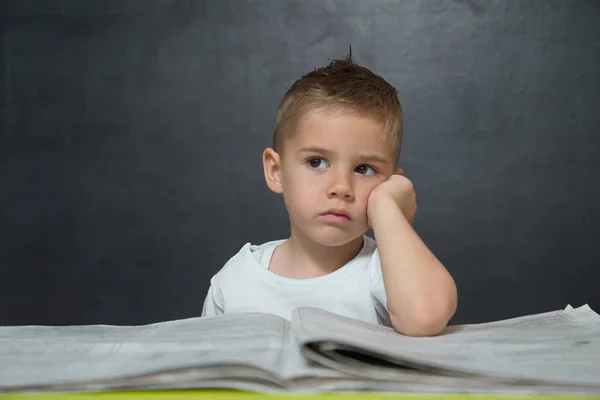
[368,194,406,230]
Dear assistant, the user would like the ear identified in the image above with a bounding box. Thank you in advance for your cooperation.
[394,168,404,176]
[262,147,283,194]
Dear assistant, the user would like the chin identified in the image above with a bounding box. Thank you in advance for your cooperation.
[308,227,366,248]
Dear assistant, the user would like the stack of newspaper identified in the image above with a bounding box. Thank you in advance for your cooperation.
[1,304,599,395]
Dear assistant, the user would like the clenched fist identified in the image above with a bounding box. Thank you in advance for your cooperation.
[367,169,417,227]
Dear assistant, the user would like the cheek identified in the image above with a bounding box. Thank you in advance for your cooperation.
[284,170,321,205]
[356,178,384,201]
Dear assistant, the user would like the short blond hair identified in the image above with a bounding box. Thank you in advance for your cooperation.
[273,54,403,162]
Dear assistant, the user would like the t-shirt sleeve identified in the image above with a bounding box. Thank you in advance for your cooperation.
[368,248,392,327]
[201,277,224,317]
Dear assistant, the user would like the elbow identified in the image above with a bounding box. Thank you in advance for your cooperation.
[389,291,458,337]
[390,311,448,337]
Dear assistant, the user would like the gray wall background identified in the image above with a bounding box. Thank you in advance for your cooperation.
[1,0,599,326]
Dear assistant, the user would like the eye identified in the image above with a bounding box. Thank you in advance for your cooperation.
[307,157,328,169]
[355,164,376,176]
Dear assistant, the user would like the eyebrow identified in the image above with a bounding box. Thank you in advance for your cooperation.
[298,147,389,165]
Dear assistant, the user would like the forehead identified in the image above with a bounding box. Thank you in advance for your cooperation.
[286,108,395,160]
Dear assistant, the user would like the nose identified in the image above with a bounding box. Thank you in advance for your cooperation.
[327,171,354,200]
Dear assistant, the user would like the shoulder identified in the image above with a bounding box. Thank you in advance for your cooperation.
[210,239,284,286]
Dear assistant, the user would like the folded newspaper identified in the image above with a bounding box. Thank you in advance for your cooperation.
[1,304,599,395]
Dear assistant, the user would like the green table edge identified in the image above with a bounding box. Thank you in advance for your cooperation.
[1,391,599,400]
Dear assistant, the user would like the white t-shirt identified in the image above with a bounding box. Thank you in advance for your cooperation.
[201,235,392,327]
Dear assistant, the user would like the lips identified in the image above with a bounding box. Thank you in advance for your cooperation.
[321,208,351,220]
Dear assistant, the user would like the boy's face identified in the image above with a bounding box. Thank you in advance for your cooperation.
[264,108,397,247]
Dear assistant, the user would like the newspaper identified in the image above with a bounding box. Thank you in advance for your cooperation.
[1,304,599,394]
[0,312,291,392]
[294,304,600,393]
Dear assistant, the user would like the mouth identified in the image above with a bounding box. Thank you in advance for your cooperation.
[320,208,352,222]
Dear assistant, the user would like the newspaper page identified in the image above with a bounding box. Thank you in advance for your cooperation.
[279,328,350,382]
[0,312,291,392]
[292,305,600,393]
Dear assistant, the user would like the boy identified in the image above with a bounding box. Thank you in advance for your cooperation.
[201,55,457,337]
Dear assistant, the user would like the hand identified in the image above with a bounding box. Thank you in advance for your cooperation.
[367,169,417,227]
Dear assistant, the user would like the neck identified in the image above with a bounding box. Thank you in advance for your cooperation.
[280,225,364,278]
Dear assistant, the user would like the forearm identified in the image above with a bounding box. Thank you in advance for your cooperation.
[371,197,457,336]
